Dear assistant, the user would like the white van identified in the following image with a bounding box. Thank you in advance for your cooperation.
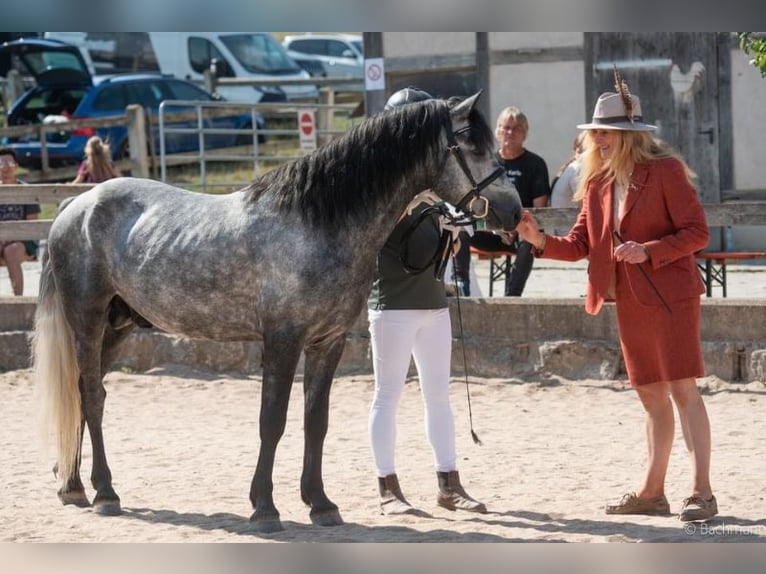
[44,32,317,102]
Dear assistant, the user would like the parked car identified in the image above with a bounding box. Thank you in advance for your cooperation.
[45,32,318,103]
[287,54,328,78]
[282,34,363,79]
[0,38,266,169]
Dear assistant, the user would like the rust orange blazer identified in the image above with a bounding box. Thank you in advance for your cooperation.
[540,157,709,315]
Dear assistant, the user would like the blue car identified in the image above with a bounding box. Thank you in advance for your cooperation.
[1,38,265,169]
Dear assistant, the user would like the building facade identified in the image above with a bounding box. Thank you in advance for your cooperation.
[374,32,765,251]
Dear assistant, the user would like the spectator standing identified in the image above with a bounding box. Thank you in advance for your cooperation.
[0,147,39,296]
[71,136,122,184]
[550,132,586,235]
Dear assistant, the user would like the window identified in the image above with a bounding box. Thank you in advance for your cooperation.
[290,39,325,56]
[84,33,159,74]
[13,51,86,75]
[166,80,213,101]
[188,37,234,77]
[125,81,170,108]
[23,93,48,115]
[220,33,300,74]
[92,85,127,112]
[327,40,351,58]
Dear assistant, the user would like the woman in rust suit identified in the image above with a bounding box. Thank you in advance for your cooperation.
[517,81,717,522]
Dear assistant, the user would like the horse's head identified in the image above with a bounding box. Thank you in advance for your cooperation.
[433,92,522,231]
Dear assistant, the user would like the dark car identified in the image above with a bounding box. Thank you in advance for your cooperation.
[1,38,265,169]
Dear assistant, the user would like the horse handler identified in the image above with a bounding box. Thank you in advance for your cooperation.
[367,88,487,516]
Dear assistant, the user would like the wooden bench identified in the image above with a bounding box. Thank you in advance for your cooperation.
[470,246,516,296]
[695,251,766,297]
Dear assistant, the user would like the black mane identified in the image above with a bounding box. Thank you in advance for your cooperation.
[243,98,494,227]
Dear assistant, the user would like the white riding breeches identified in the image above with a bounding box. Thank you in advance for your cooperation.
[368,307,457,476]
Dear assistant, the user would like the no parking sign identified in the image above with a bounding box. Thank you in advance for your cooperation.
[298,109,317,153]
[364,58,385,91]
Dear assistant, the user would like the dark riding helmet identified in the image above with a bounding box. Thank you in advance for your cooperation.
[384,87,433,110]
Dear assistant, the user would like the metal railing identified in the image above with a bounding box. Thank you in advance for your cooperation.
[157,99,361,192]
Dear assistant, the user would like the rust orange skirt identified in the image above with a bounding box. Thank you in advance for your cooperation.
[614,265,705,386]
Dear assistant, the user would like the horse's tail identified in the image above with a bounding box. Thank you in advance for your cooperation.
[32,247,81,486]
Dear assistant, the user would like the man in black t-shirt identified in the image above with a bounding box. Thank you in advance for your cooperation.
[469,106,549,296]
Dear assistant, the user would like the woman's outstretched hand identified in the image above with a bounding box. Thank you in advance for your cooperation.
[516,210,544,248]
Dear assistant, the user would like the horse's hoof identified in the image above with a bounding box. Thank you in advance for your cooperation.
[310,508,343,527]
[249,511,284,533]
[58,490,90,508]
[93,499,122,516]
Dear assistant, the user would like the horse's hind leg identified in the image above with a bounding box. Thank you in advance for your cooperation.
[74,316,130,516]
[56,424,89,507]
[249,330,303,533]
[301,336,346,527]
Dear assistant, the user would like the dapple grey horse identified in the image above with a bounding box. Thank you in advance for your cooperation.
[34,92,522,532]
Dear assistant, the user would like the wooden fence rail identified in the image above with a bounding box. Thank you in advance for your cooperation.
[529,201,766,229]
[1,182,765,242]
[0,103,250,182]
[0,105,150,180]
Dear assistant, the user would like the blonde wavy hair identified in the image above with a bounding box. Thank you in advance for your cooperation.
[84,136,115,183]
[573,130,696,202]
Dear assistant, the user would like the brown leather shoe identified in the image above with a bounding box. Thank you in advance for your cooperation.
[378,474,417,515]
[678,495,718,522]
[605,492,671,516]
[436,470,487,513]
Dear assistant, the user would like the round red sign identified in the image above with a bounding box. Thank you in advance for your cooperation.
[300,112,314,136]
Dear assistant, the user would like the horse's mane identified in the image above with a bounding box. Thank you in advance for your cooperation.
[243,97,494,227]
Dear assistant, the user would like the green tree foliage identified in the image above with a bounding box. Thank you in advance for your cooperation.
[738,33,766,77]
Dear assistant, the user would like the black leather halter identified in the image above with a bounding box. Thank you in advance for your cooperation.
[446,125,505,219]
[398,124,505,278]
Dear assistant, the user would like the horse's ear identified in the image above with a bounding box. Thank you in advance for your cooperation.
[450,91,483,121]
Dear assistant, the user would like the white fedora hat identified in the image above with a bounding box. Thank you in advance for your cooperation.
[577,91,656,131]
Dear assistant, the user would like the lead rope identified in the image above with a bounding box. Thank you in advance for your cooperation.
[449,249,482,446]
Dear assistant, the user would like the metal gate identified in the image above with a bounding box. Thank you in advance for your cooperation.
[157,100,360,192]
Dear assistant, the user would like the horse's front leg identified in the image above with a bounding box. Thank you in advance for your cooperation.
[249,330,303,533]
[301,335,346,527]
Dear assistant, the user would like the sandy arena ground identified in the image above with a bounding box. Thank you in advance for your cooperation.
[2,365,765,543]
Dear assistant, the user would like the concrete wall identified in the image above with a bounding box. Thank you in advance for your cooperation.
[731,47,766,191]
[729,47,766,251]
[488,33,586,173]
[3,298,764,383]
[383,32,475,58]
[490,59,585,175]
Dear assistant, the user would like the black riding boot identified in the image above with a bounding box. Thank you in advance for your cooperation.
[436,470,487,513]
[378,474,416,515]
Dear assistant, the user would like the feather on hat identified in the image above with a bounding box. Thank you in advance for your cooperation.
[576,66,656,132]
